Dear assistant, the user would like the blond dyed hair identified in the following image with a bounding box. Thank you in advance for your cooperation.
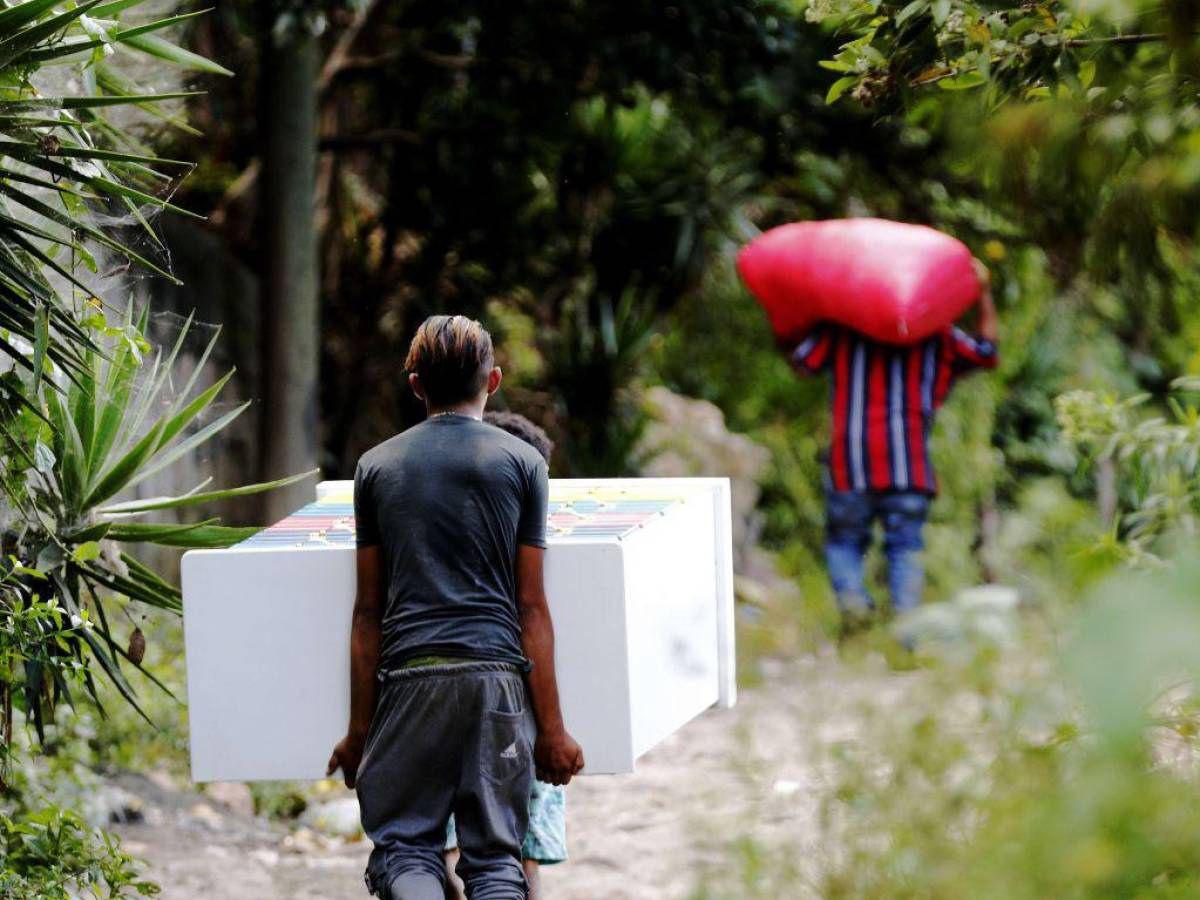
[404,315,495,406]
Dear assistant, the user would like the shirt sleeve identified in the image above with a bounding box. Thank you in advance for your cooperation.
[517,458,549,549]
[789,325,835,376]
[948,326,998,373]
[353,460,380,548]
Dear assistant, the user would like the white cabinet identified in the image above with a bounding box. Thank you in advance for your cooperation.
[181,478,735,781]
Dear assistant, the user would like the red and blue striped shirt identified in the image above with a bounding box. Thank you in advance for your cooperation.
[792,325,997,494]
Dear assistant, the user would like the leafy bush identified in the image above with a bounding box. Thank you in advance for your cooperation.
[696,549,1200,898]
[0,805,159,898]
[1058,380,1200,561]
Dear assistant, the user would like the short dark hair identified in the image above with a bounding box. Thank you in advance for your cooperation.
[404,315,494,406]
[484,411,554,464]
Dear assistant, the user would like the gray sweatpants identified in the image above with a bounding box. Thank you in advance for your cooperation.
[357,661,536,900]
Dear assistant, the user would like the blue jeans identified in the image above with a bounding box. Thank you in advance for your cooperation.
[825,489,930,615]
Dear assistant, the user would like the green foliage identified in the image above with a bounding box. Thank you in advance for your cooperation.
[0,0,230,382]
[1058,381,1200,559]
[219,0,862,474]
[810,0,1200,345]
[698,554,1200,898]
[809,0,1183,105]
[0,311,312,754]
[0,806,159,898]
[0,9,317,894]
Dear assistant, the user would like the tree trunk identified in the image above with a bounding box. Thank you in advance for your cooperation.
[259,13,320,522]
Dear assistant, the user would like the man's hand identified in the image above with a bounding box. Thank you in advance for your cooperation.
[327,733,365,789]
[534,728,584,786]
[516,543,583,785]
[972,256,991,288]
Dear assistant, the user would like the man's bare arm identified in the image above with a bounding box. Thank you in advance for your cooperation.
[973,259,999,344]
[516,544,584,785]
[326,545,383,788]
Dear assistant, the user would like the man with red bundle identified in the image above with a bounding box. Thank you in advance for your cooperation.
[789,261,998,635]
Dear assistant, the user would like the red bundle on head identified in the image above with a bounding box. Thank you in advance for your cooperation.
[736,218,980,346]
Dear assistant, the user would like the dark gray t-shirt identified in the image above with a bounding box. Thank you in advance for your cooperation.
[353,414,549,669]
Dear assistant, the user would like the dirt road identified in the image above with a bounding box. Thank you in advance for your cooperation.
[114,655,907,899]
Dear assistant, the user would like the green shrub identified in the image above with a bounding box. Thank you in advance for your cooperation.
[0,806,158,898]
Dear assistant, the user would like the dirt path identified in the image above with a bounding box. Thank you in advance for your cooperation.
[114,655,910,899]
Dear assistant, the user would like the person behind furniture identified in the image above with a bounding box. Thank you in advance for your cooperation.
[441,412,568,900]
[327,315,584,899]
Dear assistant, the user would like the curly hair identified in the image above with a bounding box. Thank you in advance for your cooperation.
[483,411,554,464]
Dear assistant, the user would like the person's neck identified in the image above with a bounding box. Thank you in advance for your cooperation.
[426,399,485,420]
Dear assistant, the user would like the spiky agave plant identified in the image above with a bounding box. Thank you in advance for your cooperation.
[0,4,313,894]
[0,3,310,767]
[2,307,314,747]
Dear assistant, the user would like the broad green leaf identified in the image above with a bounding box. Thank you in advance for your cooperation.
[0,114,80,128]
[46,387,87,511]
[122,32,233,77]
[60,521,112,543]
[119,312,194,452]
[163,323,221,421]
[0,167,103,202]
[895,0,929,28]
[0,0,64,37]
[129,397,248,488]
[106,517,219,542]
[24,658,45,742]
[10,563,47,580]
[1079,59,1097,89]
[120,551,180,598]
[147,523,261,548]
[0,0,105,71]
[68,345,101,472]
[32,299,47,395]
[90,0,151,15]
[3,219,100,300]
[826,76,858,105]
[141,366,236,457]
[99,469,319,515]
[71,541,102,563]
[82,417,167,508]
[110,520,260,548]
[19,8,211,66]
[84,174,203,218]
[76,561,181,612]
[0,177,183,283]
[87,344,138,477]
[937,70,988,90]
[0,91,200,112]
[0,138,190,168]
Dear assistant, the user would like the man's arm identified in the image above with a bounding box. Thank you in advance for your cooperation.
[516,544,584,786]
[974,260,998,343]
[326,545,383,789]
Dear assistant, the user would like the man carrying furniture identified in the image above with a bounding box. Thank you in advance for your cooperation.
[327,315,584,899]
[789,261,999,636]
